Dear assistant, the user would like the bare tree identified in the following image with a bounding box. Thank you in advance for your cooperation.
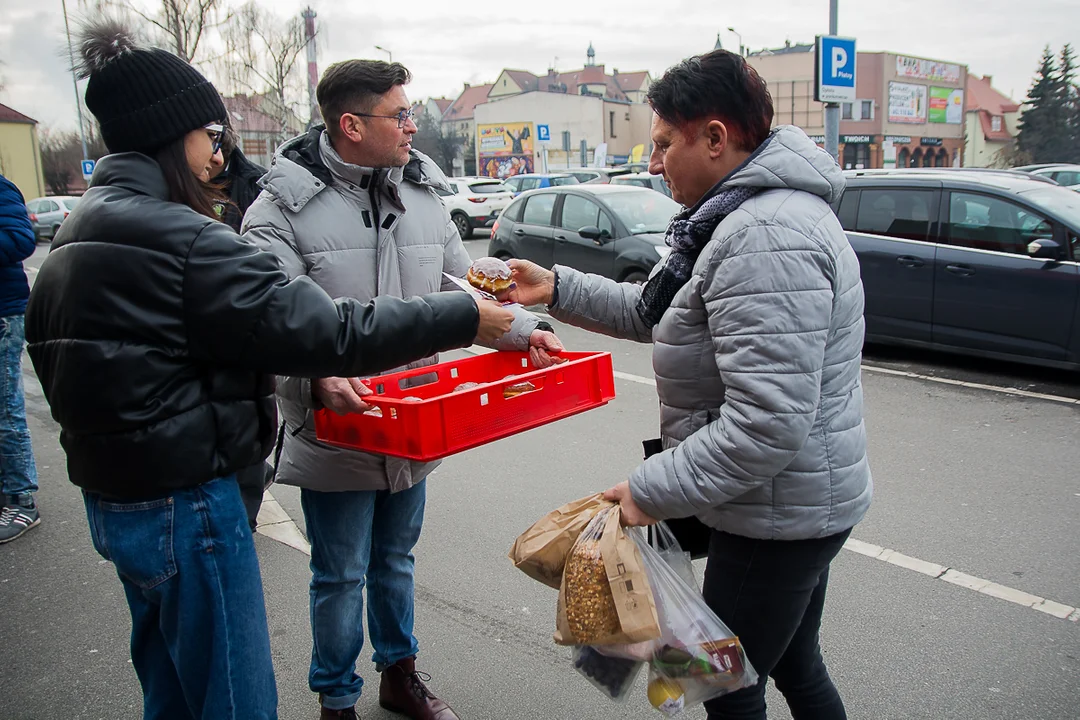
[90,0,224,64]
[223,3,309,143]
[40,127,81,195]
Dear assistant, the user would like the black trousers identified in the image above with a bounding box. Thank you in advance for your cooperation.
[236,462,273,531]
[702,528,851,720]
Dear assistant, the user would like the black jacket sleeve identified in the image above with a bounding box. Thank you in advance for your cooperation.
[182,221,479,377]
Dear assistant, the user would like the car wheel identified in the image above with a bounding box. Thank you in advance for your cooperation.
[452,213,472,240]
[622,270,649,285]
[493,251,513,261]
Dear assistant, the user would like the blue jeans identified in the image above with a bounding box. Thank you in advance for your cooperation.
[301,480,427,710]
[84,477,278,720]
[0,315,37,502]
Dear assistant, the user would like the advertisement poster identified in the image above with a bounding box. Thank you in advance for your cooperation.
[929,87,964,124]
[888,82,927,124]
[477,122,535,178]
[896,56,961,84]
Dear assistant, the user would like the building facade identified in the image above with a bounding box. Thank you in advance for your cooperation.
[0,104,45,201]
[963,74,1021,168]
[748,45,968,169]
[222,94,305,168]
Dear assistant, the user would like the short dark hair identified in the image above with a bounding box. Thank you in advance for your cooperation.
[317,60,411,139]
[647,50,774,151]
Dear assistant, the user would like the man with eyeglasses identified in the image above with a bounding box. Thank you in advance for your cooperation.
[243,60,562,720]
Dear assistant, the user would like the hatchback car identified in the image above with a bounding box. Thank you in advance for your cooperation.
[561,167,634,184]
[488,185,681,283]
[26,196,80,242]
[435,177,514,239]
[836,169,1080,370]
[1023,164,1080,191]
[610,172,672,197]
[501,173,579,196]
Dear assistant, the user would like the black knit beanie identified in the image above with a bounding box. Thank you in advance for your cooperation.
[76,20,227,154]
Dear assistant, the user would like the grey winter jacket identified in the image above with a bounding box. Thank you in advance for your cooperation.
[551,126,872,540]
[243,127,539,493]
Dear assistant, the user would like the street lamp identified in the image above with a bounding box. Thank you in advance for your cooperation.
[374,45,392,63]
[727,27,744,57]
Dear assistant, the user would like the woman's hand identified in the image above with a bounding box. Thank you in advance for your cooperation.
[603,481,658,527]
[499,259,555,306]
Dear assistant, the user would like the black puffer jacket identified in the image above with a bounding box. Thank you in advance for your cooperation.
[26,152,479,500]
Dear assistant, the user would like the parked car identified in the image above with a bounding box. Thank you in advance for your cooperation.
[488,185,681,283]
[561,167,634,184]
[1022,164,1080,191]
[26,195,80,242]
[501,173,579,196]
[610,172,672,197]
[434,177,514,239]
[836,169,1080,370]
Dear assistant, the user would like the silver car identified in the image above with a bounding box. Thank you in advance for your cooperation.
[26,196,80,242]
[610,172,672,197]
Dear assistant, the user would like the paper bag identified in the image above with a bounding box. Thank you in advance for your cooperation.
[509,493,608,589]
[554,506,661,646]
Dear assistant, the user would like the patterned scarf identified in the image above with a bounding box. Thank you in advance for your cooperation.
[636,184,759,329]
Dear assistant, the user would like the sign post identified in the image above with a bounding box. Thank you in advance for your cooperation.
[814,2,853,164]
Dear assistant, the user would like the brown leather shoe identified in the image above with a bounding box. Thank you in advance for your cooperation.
[379,656,460,720]
[319,706,358,719]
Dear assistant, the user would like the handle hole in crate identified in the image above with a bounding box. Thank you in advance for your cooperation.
[376,383,385,394]
[399,370,439,391]
[450,367,459,379]
[520,358,528,368]
[555,371,565,384]
[479,393,489,406]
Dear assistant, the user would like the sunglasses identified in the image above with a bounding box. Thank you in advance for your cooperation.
[205,123,225,154]
[346,108,415,129]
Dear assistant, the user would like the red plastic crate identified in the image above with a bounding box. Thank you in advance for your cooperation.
[314,351,616,461]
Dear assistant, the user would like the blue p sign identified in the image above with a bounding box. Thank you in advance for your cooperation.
[81,159,96,179]
[816,36,857,103]
[537,124,550,142]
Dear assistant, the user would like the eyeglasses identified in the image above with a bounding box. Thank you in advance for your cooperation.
[345,108,415,129]
[205,123,225,154]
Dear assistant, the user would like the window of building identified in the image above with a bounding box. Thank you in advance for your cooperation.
[842,103,853,120]
[991,116,1003,132]
[947,192,1053,255]
[855,189,935,241]
[842,143,869,169]
[861,100,873,120]
[242,138,265,157]
[897,148,910,168]
[609,111,616,138]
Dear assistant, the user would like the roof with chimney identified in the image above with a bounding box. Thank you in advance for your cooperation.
[0,103,37,125]
[443,83,495,122]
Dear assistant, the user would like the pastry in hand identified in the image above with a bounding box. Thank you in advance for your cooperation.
[466,257,514,295]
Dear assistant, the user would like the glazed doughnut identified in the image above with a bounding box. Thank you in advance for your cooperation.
[466,257,513,294]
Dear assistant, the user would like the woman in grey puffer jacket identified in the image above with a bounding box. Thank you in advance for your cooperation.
[504,50,871,720]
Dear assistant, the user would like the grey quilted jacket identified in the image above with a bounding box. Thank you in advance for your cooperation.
[551,126,872,540]
[243,128,539,493]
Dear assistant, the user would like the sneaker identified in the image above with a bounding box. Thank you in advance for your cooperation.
[0,501,40,544]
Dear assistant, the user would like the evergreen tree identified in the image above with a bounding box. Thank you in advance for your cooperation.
[1059,44,1080,163]
[1016,46,1062,163]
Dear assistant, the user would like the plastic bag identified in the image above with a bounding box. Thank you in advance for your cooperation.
[648,521,697,592]
[571,645,644,702]
[586,523,757,715]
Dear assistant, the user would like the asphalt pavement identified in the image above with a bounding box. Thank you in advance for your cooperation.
[2,242,1077,719]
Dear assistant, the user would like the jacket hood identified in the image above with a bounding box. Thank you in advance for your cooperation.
[260,125,451,212]
[722,125,845,204]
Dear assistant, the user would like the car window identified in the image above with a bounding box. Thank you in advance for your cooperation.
[520,177,542,191]
[598,211,615,236]
[434,187,454,197]
[854,189,934,241]
[63,198,79,210]
[521,193,556,226]
[560,195,602,231]
[41,200,59,212]
[836,190,859,230]
[502,198,525,222]
[603,190,681,234]
[550,176,579,187]
[570,172,599,183]
[1051,170,1080,186]
[25,200,39,214]
[947,192,1053,255]
[468,181,511,195]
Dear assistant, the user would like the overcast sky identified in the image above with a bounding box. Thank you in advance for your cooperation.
[3,0,1077,132]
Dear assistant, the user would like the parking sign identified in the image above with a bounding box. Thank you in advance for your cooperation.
[81,159,96,180]
[815,35,857,103]
[537,124,550,142]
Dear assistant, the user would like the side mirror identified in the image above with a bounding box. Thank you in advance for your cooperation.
[578,225,602,240]
[1027,238,1061,259]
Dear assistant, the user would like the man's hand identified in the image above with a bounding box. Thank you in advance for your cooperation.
[475,298,515,344]
[603,481,658,527]
[528,329,565,368]
[499,259,555,306]
[313,377,374,416]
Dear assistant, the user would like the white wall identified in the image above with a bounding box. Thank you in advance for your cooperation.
[474,92,606,170]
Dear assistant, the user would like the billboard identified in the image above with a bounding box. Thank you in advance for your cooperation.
[888,82,927,124]
[929,87,964,124]
[477,122,535,178]
[895,56,961,84]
